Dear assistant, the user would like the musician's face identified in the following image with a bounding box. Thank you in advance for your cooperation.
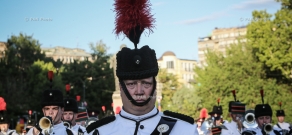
[63,111,74,120]
[277,116,285,123]
[256,116,271,129]
[231,113,243,122]
[0,123,8,132]
[120,77,156,115]
[42,106,64,124]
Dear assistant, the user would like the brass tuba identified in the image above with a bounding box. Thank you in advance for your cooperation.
[39,116,53,135]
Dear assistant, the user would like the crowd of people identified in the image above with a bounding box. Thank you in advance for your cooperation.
[0,0,291,135]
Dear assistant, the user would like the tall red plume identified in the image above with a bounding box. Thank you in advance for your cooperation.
[217,98,220,106]
[232,90,236,101]
[48,71,54,81]
[0,97,6,111]
[200,108,208,119]
[114,0,155,48]
[102,106,106,112]
[76,95,81,102]
[260,89,264,104]
[66,84,71,92]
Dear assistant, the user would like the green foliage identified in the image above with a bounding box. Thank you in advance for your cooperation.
[157,69,179,111]
[194,41,292,122]
[246,2,292,80]
[171,87,202,118]
[0,34,115,125]
[61,41,115,114]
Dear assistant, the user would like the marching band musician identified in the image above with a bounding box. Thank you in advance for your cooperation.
[208,99,227,135]
[0,97,19,135]
[247,90,276,135]
[273,102,291,135]
[221,90,246,135]
[26,71,76,135]
[62,84,88,135]
[85,0,199,134]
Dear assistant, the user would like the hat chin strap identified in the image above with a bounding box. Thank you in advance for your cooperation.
[119,78,157,107]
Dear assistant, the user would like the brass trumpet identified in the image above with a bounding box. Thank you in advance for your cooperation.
[243,113,258,128]
[263,123,273,135]
[39,116,53,135]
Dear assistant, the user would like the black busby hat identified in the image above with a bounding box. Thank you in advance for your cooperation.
[276,110,285,117]
[116,46,158,80]
[114,0,158,80]
[276,102,285,116]
[228,90,246,114]
[42,90,64,108]
[254,90,272,118]
[41,71,64,108]
[0,112,9,124]
[254,104,272,118]
[63,84,78,113]
[209,98,223,115]
[64,98,78,113]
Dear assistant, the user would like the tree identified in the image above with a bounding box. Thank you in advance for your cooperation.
[171,87,202,118]
[0,33,47,120]
[194,42,292,122]
[157,69,180,111]
[246,0,292,81]
[61,41,115,114]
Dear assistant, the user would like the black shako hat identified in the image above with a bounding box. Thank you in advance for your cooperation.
[228,90,246,115]
[209,98,223,115]
[42,89,64,108]
[113,0,158,106]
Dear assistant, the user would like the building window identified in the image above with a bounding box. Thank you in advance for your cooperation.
[166,61,174,69]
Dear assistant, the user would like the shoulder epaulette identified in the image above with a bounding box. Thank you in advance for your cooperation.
[86,116,116,133]
[163,110,194,124]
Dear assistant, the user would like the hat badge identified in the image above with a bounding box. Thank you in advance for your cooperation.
[136,60,140,64]
[49,93,52,96]
[157,124,169,134]
[263,105,265,108]
[67,101,69,104]
[1,117,3,120]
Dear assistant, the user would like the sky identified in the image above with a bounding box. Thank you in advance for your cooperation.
[0,0,281,61]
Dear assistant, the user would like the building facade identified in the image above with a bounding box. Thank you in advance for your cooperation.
[157,51,197,89]
[0,42,7,59]
[41,46,95,63]
[198,26,247,67]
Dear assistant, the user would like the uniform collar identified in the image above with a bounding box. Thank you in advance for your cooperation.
[120,107,158,121]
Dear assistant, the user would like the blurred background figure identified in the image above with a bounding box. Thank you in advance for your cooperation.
[0,97,18,135]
